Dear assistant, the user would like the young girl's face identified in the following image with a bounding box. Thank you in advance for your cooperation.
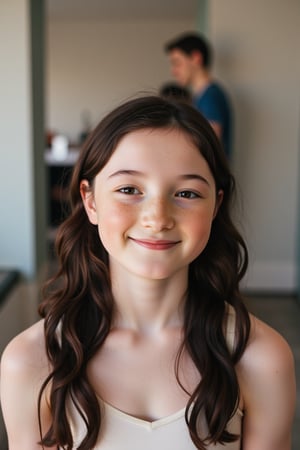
[81,128,222,281]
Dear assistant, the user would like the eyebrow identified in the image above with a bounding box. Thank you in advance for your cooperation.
[179,173,210,186]
[108,170,210,186]
[108,170,143,179]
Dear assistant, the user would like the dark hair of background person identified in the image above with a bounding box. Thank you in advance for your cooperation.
[164,32,212,68]
[159,82,192,103]
[38,95,250,450]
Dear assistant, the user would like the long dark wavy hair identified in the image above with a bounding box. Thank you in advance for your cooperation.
[38,95,250,449]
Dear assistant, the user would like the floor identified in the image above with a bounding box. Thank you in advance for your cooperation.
[244,295,300,450]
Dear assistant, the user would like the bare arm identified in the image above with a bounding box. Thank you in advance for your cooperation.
[238,315,296,450]
[0,321,56,450]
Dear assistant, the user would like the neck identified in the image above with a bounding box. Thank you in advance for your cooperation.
[110,267,188,335]
[190,67,212,94]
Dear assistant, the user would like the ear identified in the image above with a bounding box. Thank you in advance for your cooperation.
[80,179,98,225]
[191,50,203,66]
[213,190,224,219]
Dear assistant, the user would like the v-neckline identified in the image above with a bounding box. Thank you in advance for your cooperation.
[98,396,186,430]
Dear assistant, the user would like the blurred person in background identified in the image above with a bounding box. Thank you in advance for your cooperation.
[165,32,232,160]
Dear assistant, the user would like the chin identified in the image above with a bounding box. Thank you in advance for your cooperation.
[135,265,185,282]
[137,271,171,281]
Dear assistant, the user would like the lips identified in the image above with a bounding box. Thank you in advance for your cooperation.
[129,238,180,250]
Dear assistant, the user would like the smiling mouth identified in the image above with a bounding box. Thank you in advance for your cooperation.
[129,238,180,250]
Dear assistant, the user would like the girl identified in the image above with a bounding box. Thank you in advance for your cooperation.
[0,96,295,449]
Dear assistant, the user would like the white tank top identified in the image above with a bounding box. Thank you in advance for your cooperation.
[66,398,242,449]
[63,304,242,449]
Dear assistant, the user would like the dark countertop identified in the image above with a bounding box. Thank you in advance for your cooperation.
[0,269,19,306]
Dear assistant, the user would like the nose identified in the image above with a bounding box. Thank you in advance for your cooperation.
[140,196,175,232]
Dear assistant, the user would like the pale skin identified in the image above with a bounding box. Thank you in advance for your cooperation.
[168,49,222,138]
[0,128,296,449]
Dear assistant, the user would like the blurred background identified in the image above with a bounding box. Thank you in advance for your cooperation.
[1,0,299,289]
[0,0,299,448]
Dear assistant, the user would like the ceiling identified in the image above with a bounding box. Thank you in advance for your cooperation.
[46,0,198,21]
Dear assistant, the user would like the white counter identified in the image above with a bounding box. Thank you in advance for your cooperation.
[44,148,80,167]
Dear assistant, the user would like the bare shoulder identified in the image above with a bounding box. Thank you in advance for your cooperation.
[1,319,49,381]
[240,313,294,374]
[237,313,296,449]
[0,320,54,449]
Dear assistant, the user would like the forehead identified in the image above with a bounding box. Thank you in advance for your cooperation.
[97,128,215,185]
[110,128,197,160]
[169,48,191,63]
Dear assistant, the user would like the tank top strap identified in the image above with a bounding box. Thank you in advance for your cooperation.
[224,302,236,354]
[55,319,63,347]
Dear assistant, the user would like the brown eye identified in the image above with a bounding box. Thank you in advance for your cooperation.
[176,190,199,199]
[118,186,140,195]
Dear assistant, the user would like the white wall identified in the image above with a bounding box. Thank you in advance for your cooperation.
[0,0,35,277]
[46,19,196,142]
[209,0,300,292]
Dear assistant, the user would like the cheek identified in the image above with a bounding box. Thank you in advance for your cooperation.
[96,202,134,243]
[192,221,213,243]
[187,210,215,248]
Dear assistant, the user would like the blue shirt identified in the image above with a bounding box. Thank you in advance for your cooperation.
[193,82,232,159]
